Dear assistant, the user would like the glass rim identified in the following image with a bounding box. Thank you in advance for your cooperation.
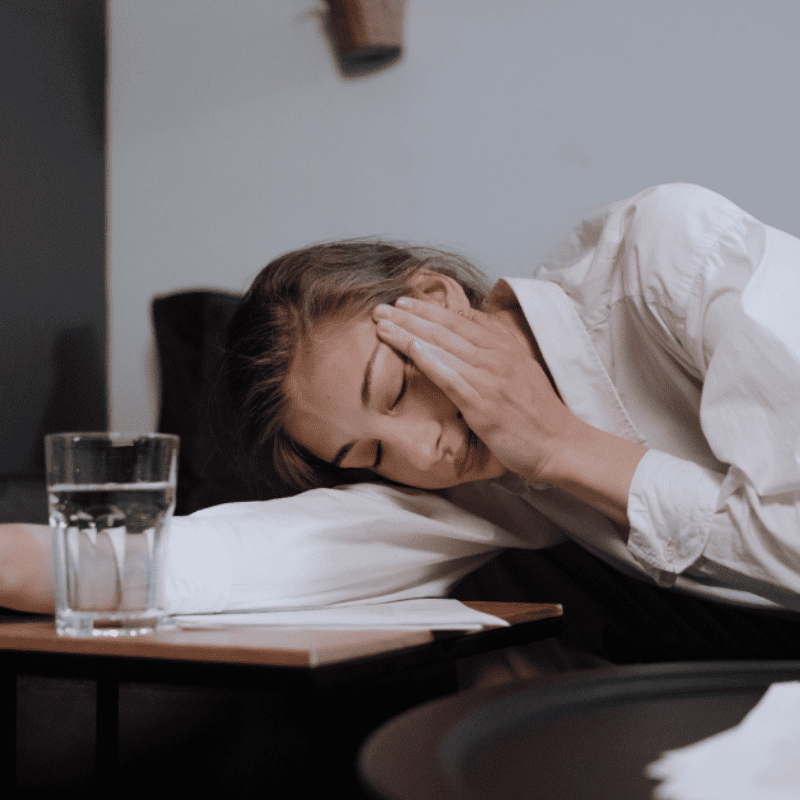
[45,432,179,443]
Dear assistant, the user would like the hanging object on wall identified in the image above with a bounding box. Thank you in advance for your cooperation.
[325,0,406,75]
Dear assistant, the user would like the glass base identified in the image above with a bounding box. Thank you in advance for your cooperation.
[55,609,173,637]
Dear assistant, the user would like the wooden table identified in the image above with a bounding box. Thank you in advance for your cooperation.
[0,601,561,795]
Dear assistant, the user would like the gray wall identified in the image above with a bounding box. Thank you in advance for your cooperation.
[1,0,106,478]
[108,0,800,432]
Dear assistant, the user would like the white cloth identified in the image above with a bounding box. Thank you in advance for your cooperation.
[647,681,800,800]
[486,183,800,611]
[158,481,561,614]
[172,599,510,631]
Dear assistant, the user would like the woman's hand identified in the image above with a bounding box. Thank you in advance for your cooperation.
[372,296,583,486]
[373,297,648,527]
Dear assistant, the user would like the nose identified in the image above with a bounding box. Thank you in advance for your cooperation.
[381,415,441,472]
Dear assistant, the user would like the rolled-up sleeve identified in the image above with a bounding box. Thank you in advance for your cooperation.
[624,198,800,604]
[627,449,722,586]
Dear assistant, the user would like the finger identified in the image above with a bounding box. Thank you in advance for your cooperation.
[374,318,483,407]
[392,296,489,343]
[374,309,477,366]
[395,295,482,322]
[372,303,486,360]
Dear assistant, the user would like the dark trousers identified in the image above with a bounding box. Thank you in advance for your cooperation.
[450,542,800,664]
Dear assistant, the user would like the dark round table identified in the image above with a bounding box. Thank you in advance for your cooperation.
[358,660,800,800]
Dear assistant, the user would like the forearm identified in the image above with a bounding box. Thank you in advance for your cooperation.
[535,420,648,532]
[0,523,54,613]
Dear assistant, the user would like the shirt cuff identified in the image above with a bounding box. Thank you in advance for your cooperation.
[627,449,723,586]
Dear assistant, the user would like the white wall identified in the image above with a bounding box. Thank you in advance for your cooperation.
[109,0,800,431]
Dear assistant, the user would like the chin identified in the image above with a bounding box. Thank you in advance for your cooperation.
[398,473,471,492]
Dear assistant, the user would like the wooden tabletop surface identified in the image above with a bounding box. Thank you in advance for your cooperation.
[0,602,562,667]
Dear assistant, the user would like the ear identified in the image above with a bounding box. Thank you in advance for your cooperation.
[406,268,471,311]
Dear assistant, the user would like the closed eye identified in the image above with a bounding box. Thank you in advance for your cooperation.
[374,355,411,471]
[372,442,383,469]
[390,355,411,410]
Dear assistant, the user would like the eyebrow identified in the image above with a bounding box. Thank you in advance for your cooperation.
[361,342,380,407]
[331,342,381,468]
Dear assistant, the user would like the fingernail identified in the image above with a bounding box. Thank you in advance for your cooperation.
[395,296,413,308]
[376,318,399,332]
[373,304,393,317]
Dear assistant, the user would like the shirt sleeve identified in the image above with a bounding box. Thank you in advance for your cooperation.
[624,188,800,606]
[158,483,538,614]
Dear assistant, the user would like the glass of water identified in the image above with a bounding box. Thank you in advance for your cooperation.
[45,432,179,637]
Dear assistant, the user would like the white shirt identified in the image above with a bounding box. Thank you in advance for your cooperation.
[160,183,800,617]
[482,183,800,611]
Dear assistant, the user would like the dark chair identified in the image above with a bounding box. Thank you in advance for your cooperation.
[152,289,261,515]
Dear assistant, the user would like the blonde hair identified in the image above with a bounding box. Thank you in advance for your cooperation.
[224,239,490,498]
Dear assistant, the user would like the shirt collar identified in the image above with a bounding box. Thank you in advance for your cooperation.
[493,277,644,444]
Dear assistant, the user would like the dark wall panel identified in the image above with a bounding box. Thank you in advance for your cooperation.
[1,0,106,478]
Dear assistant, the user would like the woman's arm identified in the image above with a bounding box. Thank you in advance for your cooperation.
[625,219,800,604]
[585,187,800,605]
[373,297,647,530]
[0,523,54,613]
[375,185,800,607]
[542,421,646,531]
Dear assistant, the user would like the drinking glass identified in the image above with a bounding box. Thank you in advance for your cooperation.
[45,432,179,636]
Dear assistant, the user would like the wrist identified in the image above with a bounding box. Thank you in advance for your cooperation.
[534,421,648,526]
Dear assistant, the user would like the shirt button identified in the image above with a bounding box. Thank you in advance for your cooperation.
[665,545,675,561]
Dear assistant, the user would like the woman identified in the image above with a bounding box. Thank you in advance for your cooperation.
[3,183,800,662]
[224,181,800,662]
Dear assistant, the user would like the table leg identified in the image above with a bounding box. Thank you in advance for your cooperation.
[96,675,119,786]
[1,667,16,787]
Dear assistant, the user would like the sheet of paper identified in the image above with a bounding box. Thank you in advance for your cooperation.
[171,598,509,630]
[647,681,800,800]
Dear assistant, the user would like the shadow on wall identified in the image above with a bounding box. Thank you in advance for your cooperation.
[0,326,105,524]
[31,326,107,474]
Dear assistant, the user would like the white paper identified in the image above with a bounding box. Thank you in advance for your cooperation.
[647,681,800,800]
[172,598,510,631]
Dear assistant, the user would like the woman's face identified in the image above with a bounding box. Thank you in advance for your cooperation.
[283,307,506,489]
